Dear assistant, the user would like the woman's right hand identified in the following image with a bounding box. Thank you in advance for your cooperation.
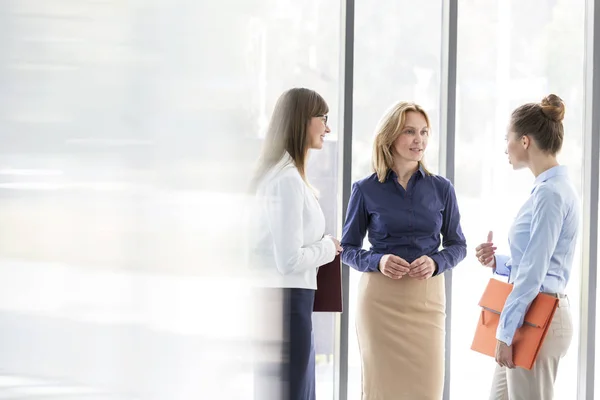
[475,231,497,269]
[378,254,410,279]
[327,235,343,255]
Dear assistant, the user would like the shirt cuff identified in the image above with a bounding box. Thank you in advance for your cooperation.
[496,328,516,347]
[429,253,445,276]
[370,253,384,272]
[323,236,337,258]
[493,255,511,277]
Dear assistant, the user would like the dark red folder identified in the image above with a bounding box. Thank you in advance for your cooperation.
[313,255,343,312]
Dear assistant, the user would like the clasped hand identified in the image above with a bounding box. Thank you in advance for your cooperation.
[378,254,436,280]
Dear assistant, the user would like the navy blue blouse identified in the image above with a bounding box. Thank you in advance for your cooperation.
[341,167,467,275]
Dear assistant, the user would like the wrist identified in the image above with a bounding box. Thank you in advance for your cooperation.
[375,253,385,272]
[429,254,441,276]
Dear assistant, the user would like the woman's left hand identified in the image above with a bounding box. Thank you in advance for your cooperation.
[408,256,436,279]
[495,340,515,369]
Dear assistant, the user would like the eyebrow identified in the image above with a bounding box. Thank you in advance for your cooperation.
[403,126,429,130]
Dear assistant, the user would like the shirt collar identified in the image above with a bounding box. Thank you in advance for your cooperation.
[532,165,569,192]
[264,151,295,181]
[386,164,426,181]
[278,151,294,168]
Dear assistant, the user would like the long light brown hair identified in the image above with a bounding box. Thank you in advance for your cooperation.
[250,88,328,191]
[372,101,432,182]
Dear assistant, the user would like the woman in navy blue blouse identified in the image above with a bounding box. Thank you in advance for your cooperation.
[341,101,467,399]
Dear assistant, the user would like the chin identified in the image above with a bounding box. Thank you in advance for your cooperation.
[409,152,425,162]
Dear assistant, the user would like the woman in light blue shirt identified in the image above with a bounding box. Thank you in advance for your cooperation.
[474,94,580,400]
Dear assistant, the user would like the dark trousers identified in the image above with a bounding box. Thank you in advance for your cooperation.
[253,288,316,400]
[285,288,316,400]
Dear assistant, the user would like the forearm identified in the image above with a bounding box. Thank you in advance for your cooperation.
[340,245,383,272]
[429,242,467,275]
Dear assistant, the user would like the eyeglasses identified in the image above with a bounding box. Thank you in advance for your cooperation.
[316,114,328,125]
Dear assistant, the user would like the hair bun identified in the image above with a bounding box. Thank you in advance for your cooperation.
[540,94,565,122]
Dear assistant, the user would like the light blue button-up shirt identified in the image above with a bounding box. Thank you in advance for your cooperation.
[494,165,580,346]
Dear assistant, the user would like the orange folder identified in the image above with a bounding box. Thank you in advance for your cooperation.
[471,278,559,370]
[313,255,343,312]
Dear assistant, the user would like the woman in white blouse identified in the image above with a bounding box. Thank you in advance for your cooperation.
[249,88,343,400]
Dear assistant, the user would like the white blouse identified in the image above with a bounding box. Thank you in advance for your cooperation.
[247,152,337,289]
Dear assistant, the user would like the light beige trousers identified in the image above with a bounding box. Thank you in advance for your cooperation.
[489,297,573,400]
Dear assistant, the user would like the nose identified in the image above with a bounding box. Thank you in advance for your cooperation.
[325,125,331,133]
[504,147,508,155]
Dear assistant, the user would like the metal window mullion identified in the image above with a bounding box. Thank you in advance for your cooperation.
[578,0,600,398]
[335,0,355,399]
[440,1,458,400]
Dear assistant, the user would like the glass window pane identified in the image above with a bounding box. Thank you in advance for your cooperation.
[452,1,585,398]
[348,1,442,398]
[0,1,343,398]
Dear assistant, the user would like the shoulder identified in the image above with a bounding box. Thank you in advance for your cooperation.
[259,164,306,195]
[532,182,565,208]
[426,173,451,185]
[353,173,381,192]
[423,173,454,192]
[534,181,563,197]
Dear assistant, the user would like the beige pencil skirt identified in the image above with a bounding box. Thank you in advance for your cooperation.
[356,271,446,400]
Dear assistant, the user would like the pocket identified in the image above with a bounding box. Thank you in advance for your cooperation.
[552,326,573,338]
[552,307,573,338]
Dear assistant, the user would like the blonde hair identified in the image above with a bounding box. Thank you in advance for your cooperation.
[250,88,328,192]
[372,101,432,182]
